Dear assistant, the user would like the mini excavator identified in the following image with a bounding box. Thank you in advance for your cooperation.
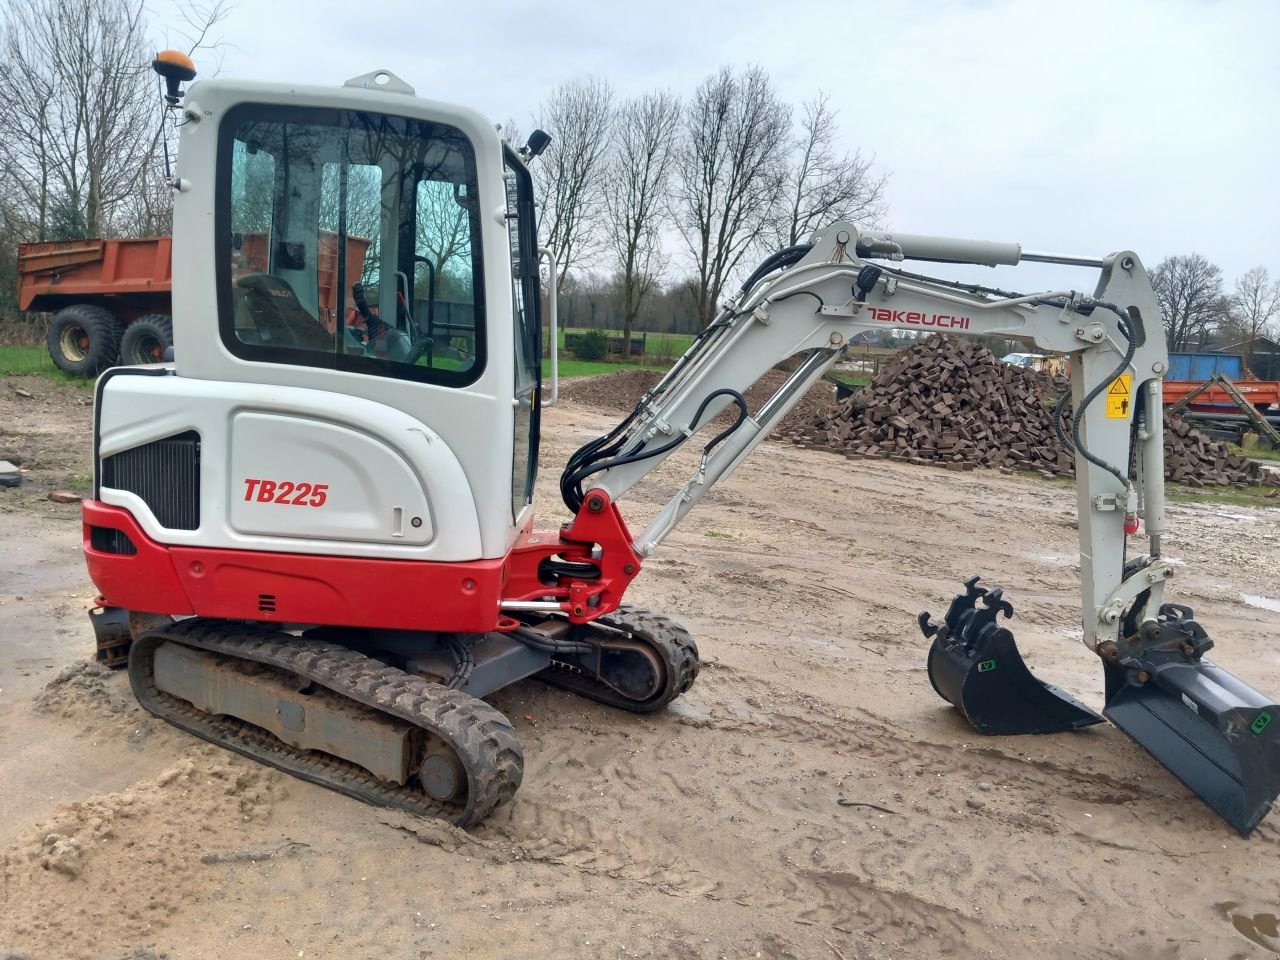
[84,56,1280,834]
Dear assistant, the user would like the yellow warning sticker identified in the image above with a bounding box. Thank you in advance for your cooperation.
[1105,374,1133,418]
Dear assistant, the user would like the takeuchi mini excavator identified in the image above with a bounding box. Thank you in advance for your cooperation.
[83,55,1280,834]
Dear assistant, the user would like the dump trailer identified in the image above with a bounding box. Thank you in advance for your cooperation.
[18,237,174,375]
[1163,354,1280,412]
[18,233,370,375]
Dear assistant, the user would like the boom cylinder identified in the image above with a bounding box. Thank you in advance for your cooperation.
[855,231,1023,267]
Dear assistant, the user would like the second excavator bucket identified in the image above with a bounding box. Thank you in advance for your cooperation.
[921,577,1105,735]
[1102,607,1280,836]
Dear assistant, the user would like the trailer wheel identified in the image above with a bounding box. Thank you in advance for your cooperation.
[47,304,124,376]
[120,314,174,365]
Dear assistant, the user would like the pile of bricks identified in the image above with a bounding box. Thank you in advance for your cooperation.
[785,334,1270,487]
[1162,416,1265,487]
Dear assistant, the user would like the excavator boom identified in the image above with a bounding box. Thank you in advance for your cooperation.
[561,222,1280,834]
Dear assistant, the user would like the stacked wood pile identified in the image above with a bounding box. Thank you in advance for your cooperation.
[785,335,1271,488]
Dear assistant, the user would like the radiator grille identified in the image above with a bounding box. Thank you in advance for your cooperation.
[101,431,201,530]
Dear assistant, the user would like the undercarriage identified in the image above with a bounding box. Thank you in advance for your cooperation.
[110,606,698,826]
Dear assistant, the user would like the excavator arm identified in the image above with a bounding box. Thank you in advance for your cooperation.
[554,221,1280,835]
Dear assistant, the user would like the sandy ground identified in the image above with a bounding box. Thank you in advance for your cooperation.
[2,373,1280,960]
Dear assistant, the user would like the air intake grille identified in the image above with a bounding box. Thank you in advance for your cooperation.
[90,525,137,555]
[101,431,201,530]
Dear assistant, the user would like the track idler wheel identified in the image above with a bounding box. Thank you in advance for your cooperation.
[538,605,699,713]
[920,576,1104,735]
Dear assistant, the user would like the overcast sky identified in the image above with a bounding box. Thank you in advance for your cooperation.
[156,0,1279,294]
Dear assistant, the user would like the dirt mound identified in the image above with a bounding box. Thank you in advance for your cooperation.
[34,659,137,720]
[559,366,838,437]
[0,753,288,958]
[785,334,1271,487]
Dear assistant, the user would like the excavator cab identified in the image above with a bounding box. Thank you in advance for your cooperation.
[89,69,547,580]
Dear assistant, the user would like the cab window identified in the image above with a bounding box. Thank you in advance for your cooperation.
[218,104,485,385]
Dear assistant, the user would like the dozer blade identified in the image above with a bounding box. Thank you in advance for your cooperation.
[921,577,1104,735]
[1104,637,1280,836]
[89,604,132,668]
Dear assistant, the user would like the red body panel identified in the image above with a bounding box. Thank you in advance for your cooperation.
[83,492,640,632]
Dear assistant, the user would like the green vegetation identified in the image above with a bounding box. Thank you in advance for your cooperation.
[1012,467,1277,507]
[572,329,609,362]
[553,359,646,378]
[1166,483,1278,509]
[829,371,871,389]
[1230,442,1280,463]
[0,344,88,385]
[553,327,694,360]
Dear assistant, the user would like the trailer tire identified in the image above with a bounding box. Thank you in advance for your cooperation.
[120,314,174,366]
[47,304,123,376]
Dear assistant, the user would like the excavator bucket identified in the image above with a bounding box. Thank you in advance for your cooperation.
[1102,612,1280,836]
[920,577,1104,735]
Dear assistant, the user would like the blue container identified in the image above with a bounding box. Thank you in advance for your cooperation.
[1167,353,1244,381]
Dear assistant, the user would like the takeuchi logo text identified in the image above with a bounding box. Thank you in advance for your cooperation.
[867,307,972,330]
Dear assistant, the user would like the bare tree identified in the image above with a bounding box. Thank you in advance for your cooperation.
[414,180,473,300]
[1225,266,1280,368]
[776,93,887,247]
[1,0,156,238]
[603,91,680,355]
[673,65,791,327]
[0,0,229,241]
[531,77,614,293]
[1150,253,1228,352]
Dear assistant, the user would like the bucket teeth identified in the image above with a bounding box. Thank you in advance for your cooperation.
[922,577,1104,736]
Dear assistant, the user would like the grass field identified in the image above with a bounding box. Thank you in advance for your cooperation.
[554,327,694,360]
[0,344,86,385]
[552,359,645,378]
[1230,442,1280,463]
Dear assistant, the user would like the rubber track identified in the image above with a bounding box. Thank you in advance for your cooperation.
[540,604,700,713]
[129,619,523,826]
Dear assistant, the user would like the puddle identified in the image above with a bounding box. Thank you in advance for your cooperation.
[667,698,713,723]
[788,632,844,653]
[1241,594,1280,614]
[1193,506,1261,524]
[1038,554,1078,568]
[1219,903,1280,953]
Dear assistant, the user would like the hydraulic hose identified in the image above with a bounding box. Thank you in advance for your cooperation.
[739,243,813,296]
[1070,306,1143,494]
[563,389,749,512]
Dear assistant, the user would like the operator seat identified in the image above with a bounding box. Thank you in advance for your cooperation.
[234,273,334,352]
